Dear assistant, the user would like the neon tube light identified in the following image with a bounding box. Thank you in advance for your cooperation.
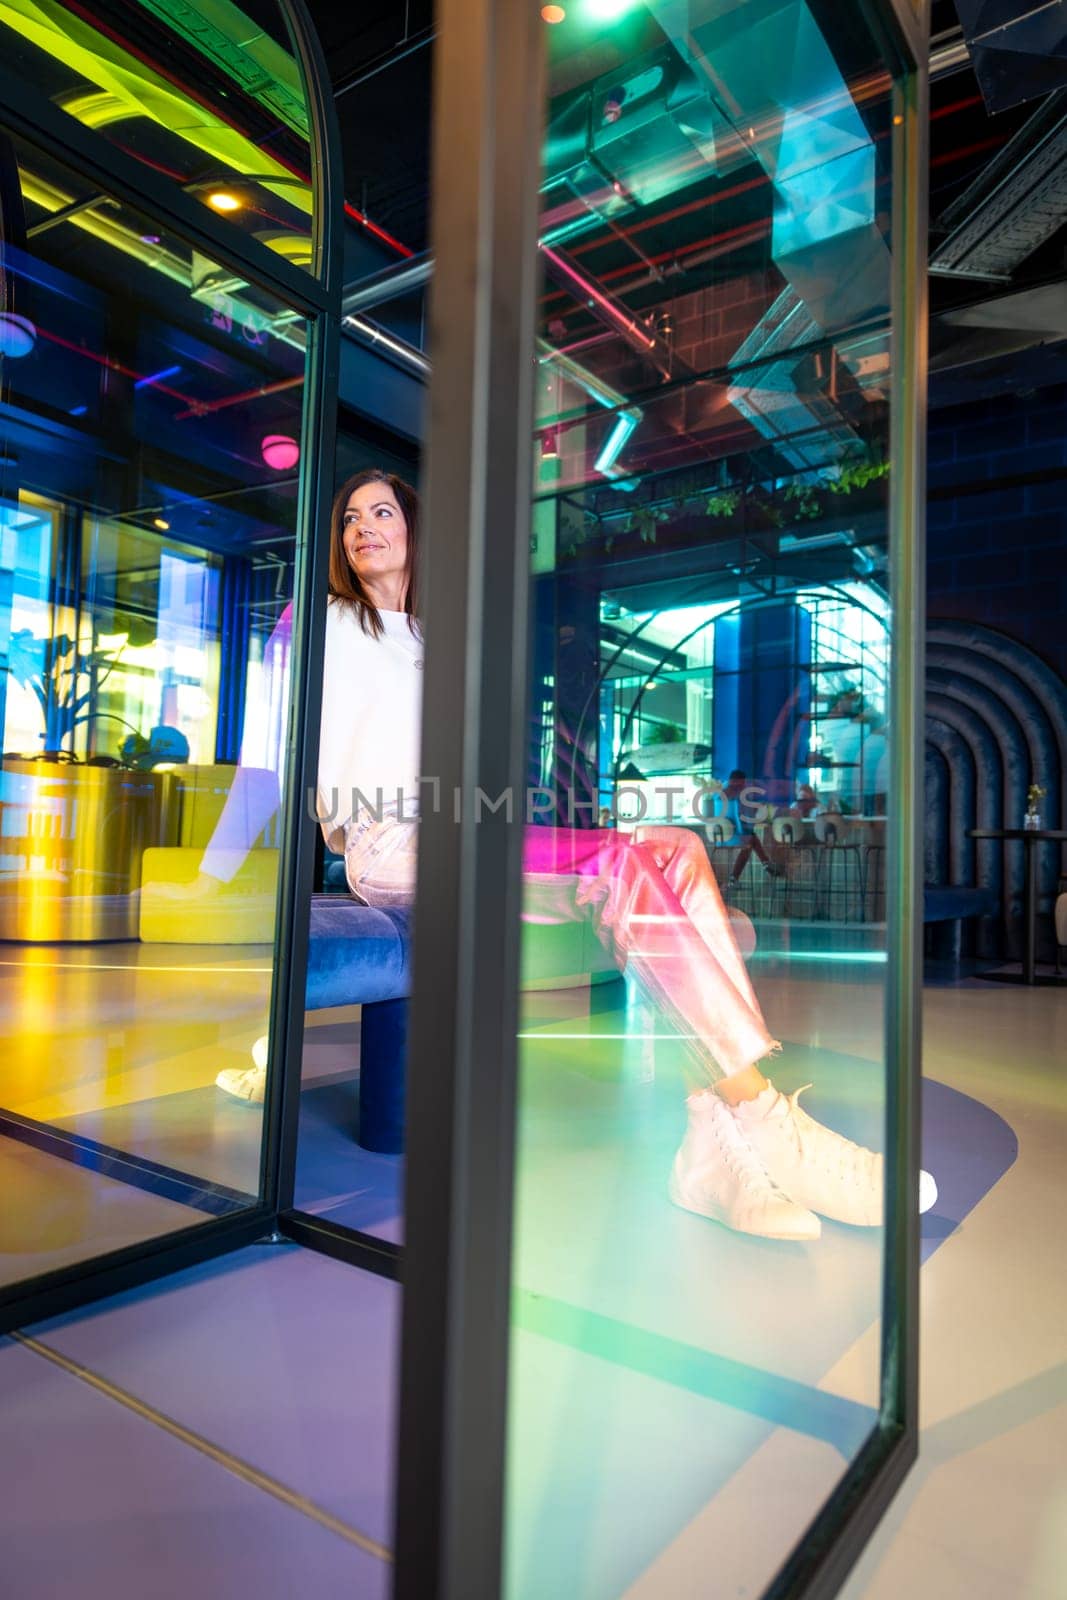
[594,409,640,476]
[134,364,182,390]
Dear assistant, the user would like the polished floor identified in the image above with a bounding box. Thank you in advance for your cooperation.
[835,970,1067,1600]
[0,953,1063,1596]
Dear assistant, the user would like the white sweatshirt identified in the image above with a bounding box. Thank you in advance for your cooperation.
[316,599,424,853]
[200,598,422,878]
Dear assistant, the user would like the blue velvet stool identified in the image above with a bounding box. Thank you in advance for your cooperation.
[305,895,412,1154]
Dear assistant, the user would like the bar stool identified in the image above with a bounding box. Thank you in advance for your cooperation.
[813,814,865,922]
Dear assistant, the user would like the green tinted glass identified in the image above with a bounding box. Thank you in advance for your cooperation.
[506,3,914,1594]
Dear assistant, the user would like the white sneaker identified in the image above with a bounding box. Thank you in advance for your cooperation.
[669,1090,821,1241]
[731,1081,938,1226]
[215,1036,269,1105]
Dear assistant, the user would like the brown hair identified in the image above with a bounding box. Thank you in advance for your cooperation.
[328,468,421,637]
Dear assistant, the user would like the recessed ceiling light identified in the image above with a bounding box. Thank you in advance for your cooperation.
[542,4,566,20]
[207,191,241,213]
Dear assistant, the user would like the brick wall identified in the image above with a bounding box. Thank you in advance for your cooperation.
[556,269,782,482]
[668,268,781,374]
[926,384,1067,679]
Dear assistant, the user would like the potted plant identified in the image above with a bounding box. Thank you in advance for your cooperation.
[1024,784,1046,831]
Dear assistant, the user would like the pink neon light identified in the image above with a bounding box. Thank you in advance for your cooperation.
[539,246,656,351]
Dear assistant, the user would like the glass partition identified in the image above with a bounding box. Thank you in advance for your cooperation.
[0,121,307,1282]
[505,2,914,1594]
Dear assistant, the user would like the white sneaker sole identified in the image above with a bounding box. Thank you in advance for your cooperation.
[214,1067,266,1105]
[668,1165,821,1242]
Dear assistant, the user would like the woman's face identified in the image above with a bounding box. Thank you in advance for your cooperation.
[341,480,409,594]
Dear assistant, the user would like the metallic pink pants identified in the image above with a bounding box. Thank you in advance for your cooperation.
[346,820,777,1084]
[523,826,777,1082]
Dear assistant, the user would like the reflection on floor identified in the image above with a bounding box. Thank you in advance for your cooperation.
[0,942,370,1282]
[0,1138,202,1287]
[1,937,1044,1598]
[502,968,1015,1598]
[0,941,274,1285]
[0,943,274,1124]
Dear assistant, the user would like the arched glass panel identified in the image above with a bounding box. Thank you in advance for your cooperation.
[0,122,310,1281]
[0,0,319,276]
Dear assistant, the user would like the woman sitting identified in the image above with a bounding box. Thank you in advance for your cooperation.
[209,469,936,1242]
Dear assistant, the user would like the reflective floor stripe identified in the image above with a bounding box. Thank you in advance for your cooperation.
[12,1331,393,1564]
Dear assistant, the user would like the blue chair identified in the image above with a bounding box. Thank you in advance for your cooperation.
[305,895,411,1155]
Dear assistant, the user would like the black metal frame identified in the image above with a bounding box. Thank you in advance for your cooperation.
[760,17,931,1595]
[0,0,343,1335]
[392,0,546,1592]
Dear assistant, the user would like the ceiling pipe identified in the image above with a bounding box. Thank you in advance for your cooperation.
[536,336,629,410]
[930,26,972,80]
[334,28,434,100]
[539,244,674,376]
[342,243,674,375]
[339,296,639,422]
[545,329,616,360]
[342,253,433,316]
[337,27,974,315]
[337,24,975,376]
[342,313,430,376]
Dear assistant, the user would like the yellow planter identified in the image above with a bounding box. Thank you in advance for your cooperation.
[0,759,171,942]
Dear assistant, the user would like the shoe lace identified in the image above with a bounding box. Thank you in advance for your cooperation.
[777,1085,880,1188]
[713,1108,779,1195]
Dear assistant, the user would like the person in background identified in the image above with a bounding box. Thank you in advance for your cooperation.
[204,470,935,1242]
[716,769,782,884]
[788,782,821,820]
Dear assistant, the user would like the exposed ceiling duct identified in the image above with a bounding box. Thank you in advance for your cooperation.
[540,39,726,250]
[930,90,1067,281]
[725,287,871,473]
[952,0,1067,112]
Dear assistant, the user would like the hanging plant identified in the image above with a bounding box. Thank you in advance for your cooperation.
[705,489,742,519]
[623,505,672,545]
[829,457,890,495]
[782,482,823,520]
[553,449,892,562]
